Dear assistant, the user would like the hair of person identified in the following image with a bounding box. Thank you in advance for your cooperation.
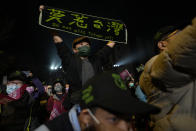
[51,80,65,94]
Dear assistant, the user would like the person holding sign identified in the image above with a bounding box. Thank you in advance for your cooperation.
[39,5,116,109]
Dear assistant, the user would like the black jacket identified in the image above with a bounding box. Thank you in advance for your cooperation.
[55,42,113,94]
[45,112,74,131]
[0,91,33,131]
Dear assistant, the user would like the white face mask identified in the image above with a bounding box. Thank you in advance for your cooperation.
[129,82,134,88]
[6,84,21,94]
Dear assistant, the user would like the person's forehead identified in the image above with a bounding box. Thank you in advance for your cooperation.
[95,107,131,121]
[163,29,181,41]
[55,82,61,85]
[95,107,117,117]
[8,80,23,83]
[76,41,89,46]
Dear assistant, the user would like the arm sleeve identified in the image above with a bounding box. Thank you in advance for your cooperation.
[167,18,196,74]
[32,77,45,98]
[55,42,73,72]
[93,45,113,65]
[149,17,196,88]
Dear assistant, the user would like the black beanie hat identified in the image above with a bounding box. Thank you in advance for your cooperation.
[7,70,27,83]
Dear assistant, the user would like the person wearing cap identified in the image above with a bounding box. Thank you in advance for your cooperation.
[139,17,196,130]
[53,35,115,92]
[35,71,160,131]
[39,5,116,109]
[0,70,36,131]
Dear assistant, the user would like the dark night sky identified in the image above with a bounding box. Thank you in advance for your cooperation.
[0,1,195,81]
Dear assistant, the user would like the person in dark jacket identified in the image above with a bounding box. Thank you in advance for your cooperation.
[40,2,115,93]
[54,35,116,109]
[39,5,116,110]
[0,70,34,131]
[53,35,115,92]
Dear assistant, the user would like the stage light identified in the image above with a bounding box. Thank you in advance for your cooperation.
[113,64,120,67]
[50,66,54,70]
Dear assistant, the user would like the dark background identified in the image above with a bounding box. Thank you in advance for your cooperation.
[0,0,195,82]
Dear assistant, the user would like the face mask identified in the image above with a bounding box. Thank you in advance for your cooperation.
[6,84,21,94]
[129,82,134,88]
[77,45,90,57]
[54,85,63,93]
[6,84,22,100]
[26,86,35,94]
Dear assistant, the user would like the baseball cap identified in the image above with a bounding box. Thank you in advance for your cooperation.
[153,25,180,54]
[72,36,91,49]
[80,71,160,116]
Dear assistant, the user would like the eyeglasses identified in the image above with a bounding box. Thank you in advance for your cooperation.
[161,29,181,41]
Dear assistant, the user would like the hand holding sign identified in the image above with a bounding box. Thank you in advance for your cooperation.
[53,35,63,44]
[39,5,44,12]
[39,6,127,44]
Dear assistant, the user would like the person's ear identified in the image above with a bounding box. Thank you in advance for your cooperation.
[78,109,93,130]
[73,48,78,53]
[157,41,167,51]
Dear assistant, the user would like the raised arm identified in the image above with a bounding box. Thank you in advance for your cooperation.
[93,41,116,65]
[141,17,196,90]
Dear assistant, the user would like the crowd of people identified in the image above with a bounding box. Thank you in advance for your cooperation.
[0,5,196,131]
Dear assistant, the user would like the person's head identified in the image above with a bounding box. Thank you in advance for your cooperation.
[52,80,65,94]
[6,70,28,99]
[45,85,52,96]
[26,85,35,94]
[120,69,135,89]
[72,36,91,57]
[153,26,181,54]
[78,71,160,131]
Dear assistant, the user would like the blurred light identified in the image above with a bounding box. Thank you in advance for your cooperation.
[50,66,54,70]
[114,51,144,67]
[50,65,62,70]
[113,64,120,67]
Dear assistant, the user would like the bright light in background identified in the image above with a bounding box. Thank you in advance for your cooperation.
[50,66,55,70]
[113,64,120,67]
[113,51,144,67]
[49,48,62,71]
[50,62,62,70]
[50,65,62,70]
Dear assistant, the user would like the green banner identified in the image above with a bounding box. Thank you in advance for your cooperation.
[39,6,127,44]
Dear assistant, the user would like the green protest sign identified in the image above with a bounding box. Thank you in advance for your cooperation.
[39,6,128,44]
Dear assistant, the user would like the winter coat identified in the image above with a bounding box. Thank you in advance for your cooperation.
[34,112,74,131]
[139,17,196,131]
[0,91,34,131]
